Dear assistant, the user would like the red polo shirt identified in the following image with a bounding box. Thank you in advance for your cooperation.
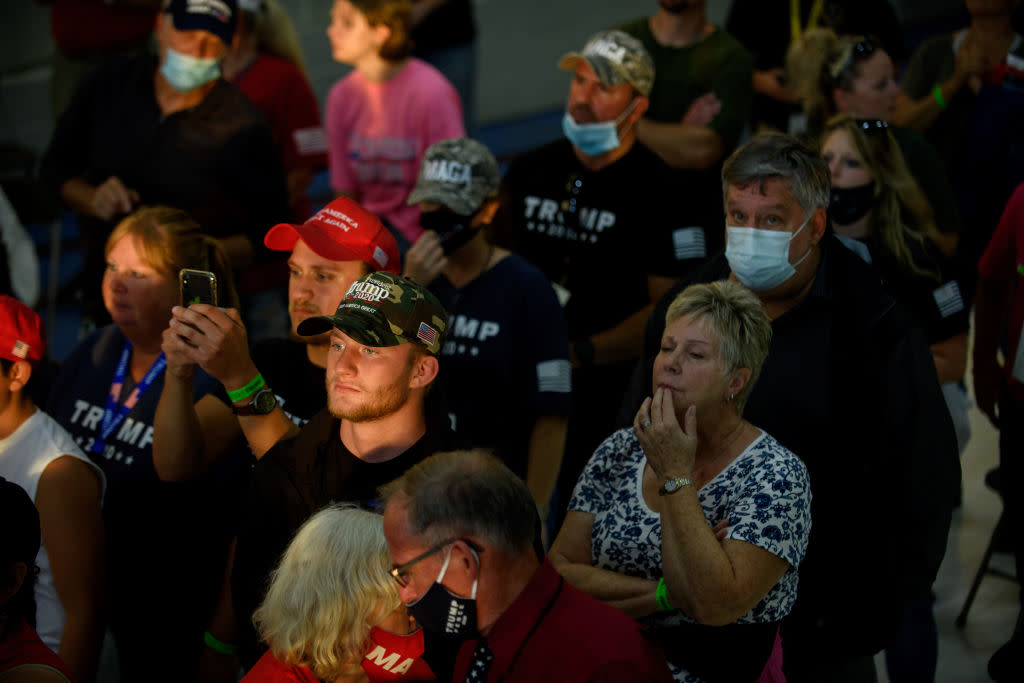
[451,560,672,683]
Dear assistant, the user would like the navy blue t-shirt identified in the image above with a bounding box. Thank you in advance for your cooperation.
[431,254,572,478]
[46,324,243,678]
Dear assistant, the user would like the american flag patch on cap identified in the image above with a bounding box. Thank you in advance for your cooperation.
[416,322,438,346]
[12,340,30,359]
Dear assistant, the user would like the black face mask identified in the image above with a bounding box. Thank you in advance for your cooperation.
[419,210,478,255]
[829,182,876,226]
[406,546,479,644]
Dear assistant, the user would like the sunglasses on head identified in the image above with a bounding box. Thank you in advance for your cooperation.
[856,118,889,135]
[830,37,878,79]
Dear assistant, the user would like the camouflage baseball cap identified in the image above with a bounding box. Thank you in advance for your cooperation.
[296,272,448,355]
[407,138,500,216]
[558,30,655,97]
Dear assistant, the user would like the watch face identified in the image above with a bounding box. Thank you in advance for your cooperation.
[253,388,277,414]
[665,479,681,492]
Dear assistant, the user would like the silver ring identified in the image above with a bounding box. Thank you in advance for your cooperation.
[642,420,652,428]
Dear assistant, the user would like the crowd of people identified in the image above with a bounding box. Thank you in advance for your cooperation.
[3,0,1024,682]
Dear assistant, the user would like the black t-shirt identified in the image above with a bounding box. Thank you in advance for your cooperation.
[251,338,326,425]
[40,52,290,253]
[846,233,969,345]
[495,139,707,340]
[232,409,445,669]
[46,325,243,678]
[431,254,571,478]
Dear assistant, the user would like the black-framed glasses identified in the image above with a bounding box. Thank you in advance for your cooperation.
[829,37,878,79]
[389,538,483,588]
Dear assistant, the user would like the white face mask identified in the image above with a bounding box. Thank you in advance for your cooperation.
[725,213,813,291]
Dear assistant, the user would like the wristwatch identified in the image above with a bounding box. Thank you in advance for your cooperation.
[232,386,278,416]
[658,477,694,496]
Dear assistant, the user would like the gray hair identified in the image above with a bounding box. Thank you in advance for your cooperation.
[664,280,773,414]
[722,132,831,216]
[254,505,399,681]
[379,451,536,556]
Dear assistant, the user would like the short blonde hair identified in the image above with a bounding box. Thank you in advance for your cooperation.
[664,280,772,414]
[253,505,401,680]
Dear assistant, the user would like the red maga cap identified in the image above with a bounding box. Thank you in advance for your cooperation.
[264,197,400,274]
[0,295,45,364]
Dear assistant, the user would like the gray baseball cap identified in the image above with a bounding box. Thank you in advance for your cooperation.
[558,30,655,97]
[407,138,500,216]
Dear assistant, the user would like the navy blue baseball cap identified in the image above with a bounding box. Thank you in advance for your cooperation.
[164,0,238,46]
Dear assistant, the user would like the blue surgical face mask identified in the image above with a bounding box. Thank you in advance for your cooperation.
[562,98,639,157]
[725,213,814,291]
[160,47,221,93]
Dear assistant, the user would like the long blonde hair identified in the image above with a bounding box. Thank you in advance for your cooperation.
[822,115,940,281]
[253,505,402,681]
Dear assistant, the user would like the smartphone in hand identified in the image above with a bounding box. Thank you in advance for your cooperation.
[180,269,218,307]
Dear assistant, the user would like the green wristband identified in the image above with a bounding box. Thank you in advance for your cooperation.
[656,577,674,612]
[204,630,238,656]
[932,85,947,111]
[226,373,265,402]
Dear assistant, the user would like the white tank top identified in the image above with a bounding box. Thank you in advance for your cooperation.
[0,408,106,651]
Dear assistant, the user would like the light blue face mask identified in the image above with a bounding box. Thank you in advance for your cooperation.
[562,98,639,157]
[725,213,814,291]
[160,47,221,93]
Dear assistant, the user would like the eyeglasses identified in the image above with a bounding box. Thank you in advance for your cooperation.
[389,538,483,588]
[829,37,878,79]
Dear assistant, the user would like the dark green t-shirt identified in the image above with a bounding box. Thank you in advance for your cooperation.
[617,17,754,151]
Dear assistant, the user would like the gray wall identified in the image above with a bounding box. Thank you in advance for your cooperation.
[0,1,735,159]
[0,0,957,160]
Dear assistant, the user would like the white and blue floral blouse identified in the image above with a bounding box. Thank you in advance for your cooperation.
[569,427,812,628]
